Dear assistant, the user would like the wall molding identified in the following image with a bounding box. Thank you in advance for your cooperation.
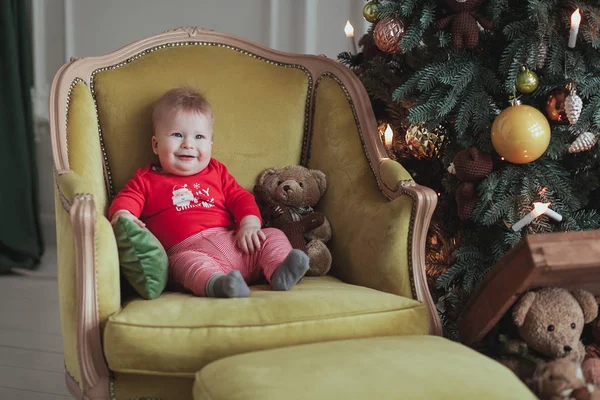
[268,0,279,50]
[64,0,75,62]
[304,0,318,54]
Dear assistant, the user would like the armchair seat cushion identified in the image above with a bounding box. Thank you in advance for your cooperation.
[103,276,428,376]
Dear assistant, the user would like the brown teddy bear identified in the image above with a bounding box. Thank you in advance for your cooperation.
[513,288,599,362]
[254,165,332,276]
[437,0,493,50]
[452,147,493,220]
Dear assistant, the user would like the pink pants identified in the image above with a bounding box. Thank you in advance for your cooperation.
[167,227,292,296]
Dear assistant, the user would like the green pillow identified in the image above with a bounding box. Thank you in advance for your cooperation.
[113,217,168,300]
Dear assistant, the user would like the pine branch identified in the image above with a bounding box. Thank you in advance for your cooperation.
[435,263,465,290]
[420,2,436,29]
[503,20,531,40]
[436,31,450,48]
[578,77,600,99]
[401,25,425,53]
[400,0,418,17]
[377,1,400,19]
[490,0,509,21]
[545,126,571,160]
[480,195,515,226]
[526,0,556,26]
[546,39,566,79]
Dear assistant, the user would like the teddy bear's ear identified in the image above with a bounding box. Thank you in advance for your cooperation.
[310,170,327,196]
[257,168,279,186]
[513,291,536,327]
[570,289,599,324]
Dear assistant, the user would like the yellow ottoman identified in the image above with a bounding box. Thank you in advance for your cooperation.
[193,336,536,400]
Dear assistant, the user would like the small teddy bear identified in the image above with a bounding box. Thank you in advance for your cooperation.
[513,288,599,362]
[452,147,493,220]
[437,0,493,50]
[530,357,600,400]
[254,165,332,276]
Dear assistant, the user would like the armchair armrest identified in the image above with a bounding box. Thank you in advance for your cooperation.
[308,74,441,335]
[379,159,441,336]
[55,170,119,397]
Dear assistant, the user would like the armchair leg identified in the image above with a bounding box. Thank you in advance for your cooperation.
[65,370,110,400]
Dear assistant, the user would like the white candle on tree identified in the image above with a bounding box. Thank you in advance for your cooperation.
[384,124,393,153]
[544,208,563,222]
[512,203,549,232]
[512,202,564,232]
[344,20,358,54]
[568,9,581,48]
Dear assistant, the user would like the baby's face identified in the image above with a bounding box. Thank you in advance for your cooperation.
[152,110,213,176]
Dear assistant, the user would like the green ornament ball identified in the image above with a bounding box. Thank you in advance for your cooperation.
[363,1,378,23]
[516,66,539,94]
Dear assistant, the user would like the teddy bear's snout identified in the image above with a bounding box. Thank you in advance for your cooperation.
[564,345,572,353]
[280,180,301,194]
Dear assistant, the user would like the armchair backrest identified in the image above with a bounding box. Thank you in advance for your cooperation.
[62,36,313,201]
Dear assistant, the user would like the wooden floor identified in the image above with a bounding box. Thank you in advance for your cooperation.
[0,245,72,399]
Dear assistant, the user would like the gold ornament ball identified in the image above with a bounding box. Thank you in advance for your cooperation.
[491,104,551,164]
[373,18,405,54]
[405,124,446,159]
[516,66,539,94]
[363,1,378,23]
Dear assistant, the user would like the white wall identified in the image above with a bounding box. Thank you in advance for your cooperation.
[36,0,368,92]
[33,0,370,241]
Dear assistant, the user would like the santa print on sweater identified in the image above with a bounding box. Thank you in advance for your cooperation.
[108,158,261,250]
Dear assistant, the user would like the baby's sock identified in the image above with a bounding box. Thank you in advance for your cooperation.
[206,271,251,298]
[271,249,310,291]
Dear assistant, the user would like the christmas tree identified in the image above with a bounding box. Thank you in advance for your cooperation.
[340,0,600,339]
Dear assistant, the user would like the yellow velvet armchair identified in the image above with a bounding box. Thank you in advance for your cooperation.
[49,27,441,400]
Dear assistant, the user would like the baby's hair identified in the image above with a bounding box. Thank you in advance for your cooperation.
[152,87,214,132]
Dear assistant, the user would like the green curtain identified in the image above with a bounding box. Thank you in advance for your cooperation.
[0,0,43,271]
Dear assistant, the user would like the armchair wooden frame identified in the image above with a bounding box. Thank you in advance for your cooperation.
[49,27,441,400]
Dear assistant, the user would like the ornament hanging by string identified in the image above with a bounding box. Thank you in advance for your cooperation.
[516,65,539,94]
[363,0,378,23]
[491,99,551,164]
[564,83,583,124]
[569,132,598,153]
[405,123,446,159]
[373,17,406,54]
[545,88,569,124]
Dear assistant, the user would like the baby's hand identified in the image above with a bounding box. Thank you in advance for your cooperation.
[110,209,146,228]
[236,216,266,254]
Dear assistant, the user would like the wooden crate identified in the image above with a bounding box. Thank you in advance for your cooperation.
[459,230,600,346]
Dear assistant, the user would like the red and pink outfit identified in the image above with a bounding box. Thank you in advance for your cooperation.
[108,159,292,296]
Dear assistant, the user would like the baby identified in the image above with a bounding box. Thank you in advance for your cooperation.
[108,87,309,298]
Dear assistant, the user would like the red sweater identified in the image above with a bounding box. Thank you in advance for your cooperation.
[108,159,261,250]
